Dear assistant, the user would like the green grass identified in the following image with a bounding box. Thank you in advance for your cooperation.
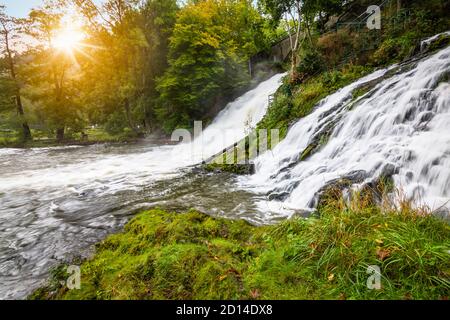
[79,128,136,143]
[30,191,450,300]
[258,65,374,142]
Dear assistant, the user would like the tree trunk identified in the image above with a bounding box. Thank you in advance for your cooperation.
[306,19,313,46]
[124,98,137,133]
[52,64,66,142]
[56,127,65,141]
[289,2,303,81]
[290,54,298,82]
[16,94,32,141]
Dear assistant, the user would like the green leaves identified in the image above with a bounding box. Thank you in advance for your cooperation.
[1,0,272,136]
[0,74,15,113]
[156,0,266,132]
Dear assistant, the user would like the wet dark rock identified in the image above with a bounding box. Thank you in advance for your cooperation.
[431,158,440,166]
[380,163,399,178]
[267,191,290,202]
[419,111,434,123]
[405,171,414,181]
[202,163,255,175]
[313,170,368,209]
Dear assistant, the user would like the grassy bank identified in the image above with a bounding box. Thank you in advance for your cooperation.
[258,65,374,139]
[0,128,140,149]
[31,191,450,300]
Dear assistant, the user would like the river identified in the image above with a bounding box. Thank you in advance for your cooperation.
[0,73,286,299]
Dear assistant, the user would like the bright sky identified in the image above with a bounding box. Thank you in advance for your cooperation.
[3,0,42,17]
[3,0,104,18]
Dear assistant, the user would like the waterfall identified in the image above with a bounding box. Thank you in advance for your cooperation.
[239,45,450,218]
[176,73,287,164]
[0,73,285,193]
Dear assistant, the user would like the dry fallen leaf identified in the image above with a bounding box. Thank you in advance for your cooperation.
[250,289,261,299]
[376,248,391,261]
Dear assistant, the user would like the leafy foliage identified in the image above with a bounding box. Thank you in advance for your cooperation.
[155,0,268,132]
[0,0,275,141]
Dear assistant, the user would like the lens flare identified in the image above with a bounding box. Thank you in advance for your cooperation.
[52,27,84,53]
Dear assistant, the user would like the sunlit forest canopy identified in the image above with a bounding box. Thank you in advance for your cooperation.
[0,0,269,141]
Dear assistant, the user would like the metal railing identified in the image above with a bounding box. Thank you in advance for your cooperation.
[335,0,394,32]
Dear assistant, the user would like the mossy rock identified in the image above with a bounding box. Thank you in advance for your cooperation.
[203,163,255,175]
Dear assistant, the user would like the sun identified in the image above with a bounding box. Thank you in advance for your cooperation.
[50,23,100,65]
[52,27,84,53]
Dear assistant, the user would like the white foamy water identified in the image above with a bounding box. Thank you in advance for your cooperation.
[0,73,285,299]
[0,74,285,193]
[420,31,450,52]
[239,46,450,218]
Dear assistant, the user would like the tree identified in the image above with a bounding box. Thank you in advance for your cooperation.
[260,0,303,74]
[0,5,32,140]
[137,0,178,130]
[0,59,15,113]
[303,0,346,32]
[260,0,347,76]
[1,0,274,140]
[68,0,178,134]
[25,4,82,141]
[156,0,267,132]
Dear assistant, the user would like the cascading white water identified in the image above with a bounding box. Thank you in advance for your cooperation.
[0,73,285,193]
[239,45,450,218]
[0,73,285,299]
[175,73,287,164]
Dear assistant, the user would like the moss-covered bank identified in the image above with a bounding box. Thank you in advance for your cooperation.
[31,192,450,300]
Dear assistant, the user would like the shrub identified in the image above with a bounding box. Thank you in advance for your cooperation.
[105,111,128,135]
[296,49,325,80]
[317,30,354,67]
[371,33,418,66]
